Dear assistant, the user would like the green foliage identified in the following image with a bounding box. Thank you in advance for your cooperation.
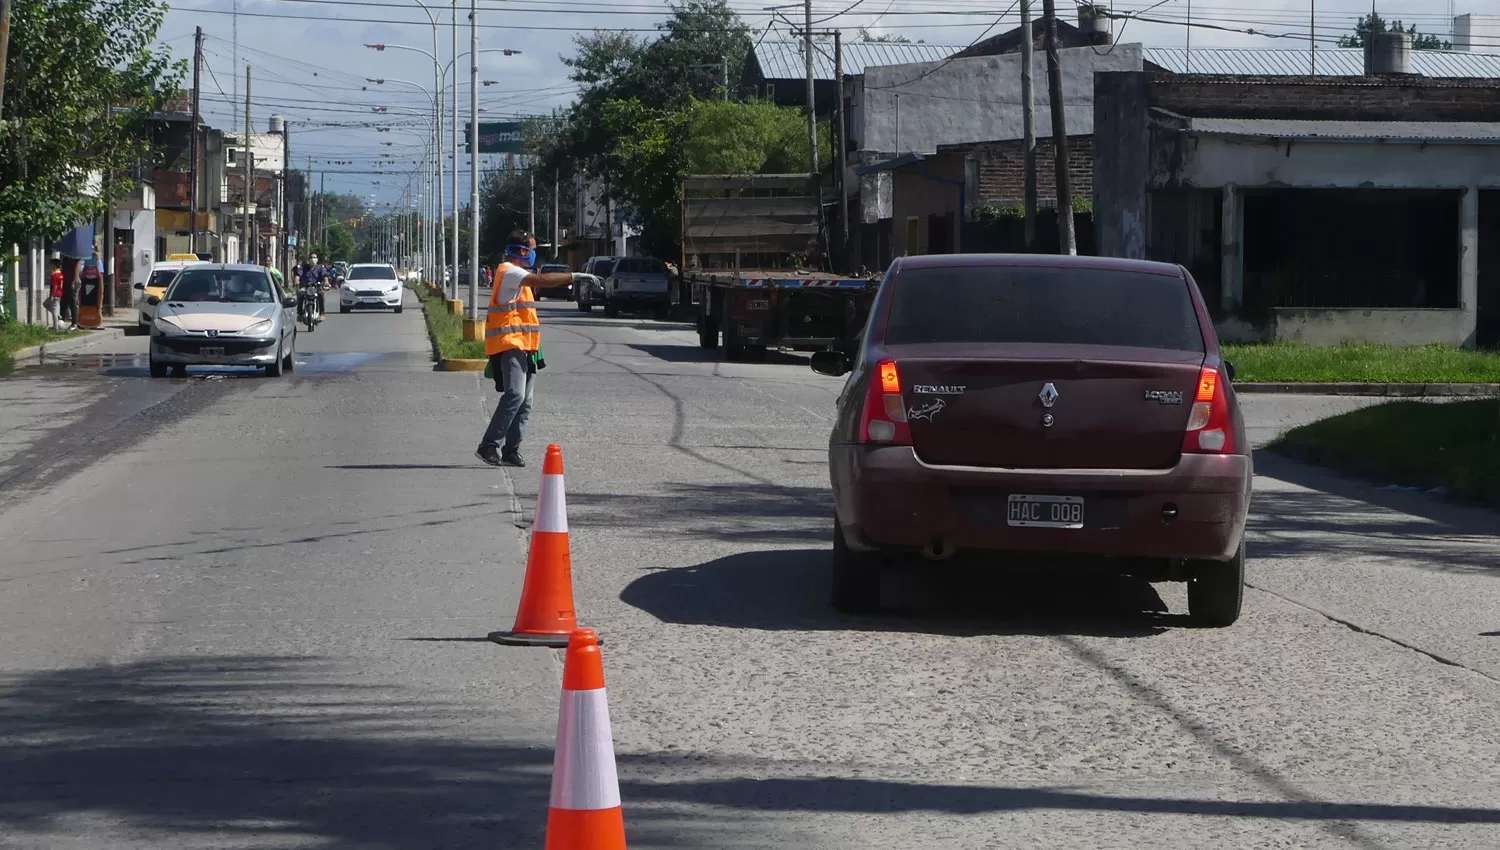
[1337,12,1451,50]
[0,0,185,246]
[857,28,913,43]
[412,283,486,360]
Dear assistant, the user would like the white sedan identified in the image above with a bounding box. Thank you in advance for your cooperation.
[340,264,405,314]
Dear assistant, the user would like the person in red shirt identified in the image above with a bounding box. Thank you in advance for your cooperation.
[48,259,65,328]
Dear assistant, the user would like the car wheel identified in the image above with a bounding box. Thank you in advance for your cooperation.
[149,358,168,378]
[1187,541,1245,627]
[604,303,620,318]
[394,305,403,314]
[340,305,351,314]
[577,295,591,313]
[171,365,187,378]
[832,518,882,614]
[282,341,296,373]
[265,342,285,377]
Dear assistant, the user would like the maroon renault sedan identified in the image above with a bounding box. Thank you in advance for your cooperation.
[811,254,1252,626]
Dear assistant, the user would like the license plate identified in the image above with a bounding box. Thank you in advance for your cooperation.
[748,299,770,311]
[362,297,382,303]
[200,346,224,356]
[1007,494,1084,529]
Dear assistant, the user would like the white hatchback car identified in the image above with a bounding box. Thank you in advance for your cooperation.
[339,264,405,313]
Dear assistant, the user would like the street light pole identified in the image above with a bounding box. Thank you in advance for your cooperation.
[451,0,460,300]
[467,0,480,326]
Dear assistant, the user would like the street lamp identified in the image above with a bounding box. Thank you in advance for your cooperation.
[368,75,440,282]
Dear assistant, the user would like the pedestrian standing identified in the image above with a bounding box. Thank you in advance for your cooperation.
[59,258,80,330]
[475,229,581,468]
[47,258,64,328]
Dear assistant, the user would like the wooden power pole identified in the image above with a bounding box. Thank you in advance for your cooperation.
[190,27,202,255]
[1019,0,1038,249]
[1041,0,1077,255]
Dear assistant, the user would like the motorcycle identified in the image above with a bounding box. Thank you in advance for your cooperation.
[299,283,322,332]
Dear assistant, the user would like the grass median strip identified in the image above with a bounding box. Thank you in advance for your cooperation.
[1222,343,1500,384]
[1,322,85,370]
[1272,399,1500,504]
[411,285,486,361]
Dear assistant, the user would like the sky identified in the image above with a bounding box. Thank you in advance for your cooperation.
[153,0,1494,213]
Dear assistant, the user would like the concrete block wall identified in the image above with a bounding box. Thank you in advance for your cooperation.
[1146,74,1500,120]
[970,136,1095,207]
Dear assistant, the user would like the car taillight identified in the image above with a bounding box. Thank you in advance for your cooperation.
[1182,366,1235,454]
[858,358,911,444]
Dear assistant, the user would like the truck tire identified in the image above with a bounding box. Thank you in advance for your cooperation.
[721,304,745,361]
[698,305,720,349]
[604,302,620,318]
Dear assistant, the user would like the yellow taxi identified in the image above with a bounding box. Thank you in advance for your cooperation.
[135,258,205,331]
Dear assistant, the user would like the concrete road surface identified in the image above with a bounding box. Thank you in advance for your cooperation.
[2,295,1498,849]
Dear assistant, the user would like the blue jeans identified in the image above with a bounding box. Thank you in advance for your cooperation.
[479,349,534,454]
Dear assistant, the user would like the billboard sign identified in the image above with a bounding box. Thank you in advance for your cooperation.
[464,121,526,154]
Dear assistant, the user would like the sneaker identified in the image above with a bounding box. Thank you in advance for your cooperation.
[500,452,526,467]
[475,446,503,467]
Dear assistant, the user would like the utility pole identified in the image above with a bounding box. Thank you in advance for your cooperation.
[834,29,849,272]
[529,169,535,237]
[1041,0,1076,255]
[243,66,253,263]
[305,157,313,260]
[0,0,12,112]
[1310,0,1317,75]
[281,120,290,278]
[552,173,559,263]
[1020,0,1038,249]
[190,27,202,255]
[319,170,326,250]
[802,3,818,179]
[467,0,481,323]
[103,169,114,315]
[722,55,729,101]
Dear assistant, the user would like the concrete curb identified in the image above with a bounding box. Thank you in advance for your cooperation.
[1235,382,1500,396]
[438,358,487,372]
[9,327,126,363]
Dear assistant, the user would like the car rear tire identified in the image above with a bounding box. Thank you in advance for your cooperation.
[394,305,403,314]
[1187,541,1245,627]
[604,303,620,318]
[149,359,168,378]
[340,305,350,314]
[577,295,591,313]
[698,307,720,349]
[832,518,882,615]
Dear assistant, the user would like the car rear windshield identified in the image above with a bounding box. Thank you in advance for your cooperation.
[167,270,277,304]
[593,260,618,277]
[883,265,1204,352]
[613,258,666,275]
[350,266,398,280]
[539,264,569,274]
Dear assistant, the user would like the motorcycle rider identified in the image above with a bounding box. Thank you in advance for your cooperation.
[297,255,323,320]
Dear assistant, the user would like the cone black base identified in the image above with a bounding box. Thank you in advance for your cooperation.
[488,630,602,648]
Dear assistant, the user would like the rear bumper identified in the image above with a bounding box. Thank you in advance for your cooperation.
[833,446,1252,562]
[609,291,670,305]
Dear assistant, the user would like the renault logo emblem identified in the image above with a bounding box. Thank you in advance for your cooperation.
[1038,382,1058,408]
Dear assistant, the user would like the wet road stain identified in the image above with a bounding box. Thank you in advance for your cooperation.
[18,351,391,378]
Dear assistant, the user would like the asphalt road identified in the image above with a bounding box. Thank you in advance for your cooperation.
[2,294,1498,849]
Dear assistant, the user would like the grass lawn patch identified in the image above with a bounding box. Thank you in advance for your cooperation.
[0,322,84,372]
[1222,343,1500,384]
[411,285,485,361]
[1271,399,1500,504]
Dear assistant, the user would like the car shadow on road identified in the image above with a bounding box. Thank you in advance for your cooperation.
[570,483,832,545]
[622,343,810,366]
[620,547,1182,638]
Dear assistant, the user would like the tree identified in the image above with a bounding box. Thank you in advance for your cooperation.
[0,0,183,248]
[858,28,911,43]
[1338,12,1451,50]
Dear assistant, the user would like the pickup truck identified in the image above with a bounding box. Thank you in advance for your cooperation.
[600,256,672,318]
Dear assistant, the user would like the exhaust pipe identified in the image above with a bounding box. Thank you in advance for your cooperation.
[921,535,956,561]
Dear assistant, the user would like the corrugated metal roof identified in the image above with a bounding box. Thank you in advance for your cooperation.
[752,40,967,82]
[1144,47,1500,78]
[1189,118,1500,142]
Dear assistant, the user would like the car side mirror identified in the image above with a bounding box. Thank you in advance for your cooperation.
[810,350,850,377]
[1224,360,1236,382]
[146,295,161,306]
[282,296,298,308]
[133,282,145,290]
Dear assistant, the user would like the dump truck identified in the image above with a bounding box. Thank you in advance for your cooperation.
[681,174,878,362]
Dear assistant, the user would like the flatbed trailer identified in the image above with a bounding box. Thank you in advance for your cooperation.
[681,174,878,362]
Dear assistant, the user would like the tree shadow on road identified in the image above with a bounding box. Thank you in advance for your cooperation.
[620,547,1181,638]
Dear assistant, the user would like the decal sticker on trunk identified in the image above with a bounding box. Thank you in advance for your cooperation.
[908,398,947,421]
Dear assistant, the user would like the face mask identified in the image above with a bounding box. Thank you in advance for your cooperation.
[508,246,535,267]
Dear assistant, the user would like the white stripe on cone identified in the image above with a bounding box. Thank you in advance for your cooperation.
[534,473,568,534]
[550,688,622,810]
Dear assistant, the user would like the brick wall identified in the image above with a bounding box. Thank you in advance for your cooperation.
[1147,74,1500,121]
[969,135,1094,206]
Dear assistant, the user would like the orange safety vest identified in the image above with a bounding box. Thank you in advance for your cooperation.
[485,262,541,356]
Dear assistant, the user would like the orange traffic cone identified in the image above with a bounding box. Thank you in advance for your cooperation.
[545,628,626,850]
[490,444,580,648]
